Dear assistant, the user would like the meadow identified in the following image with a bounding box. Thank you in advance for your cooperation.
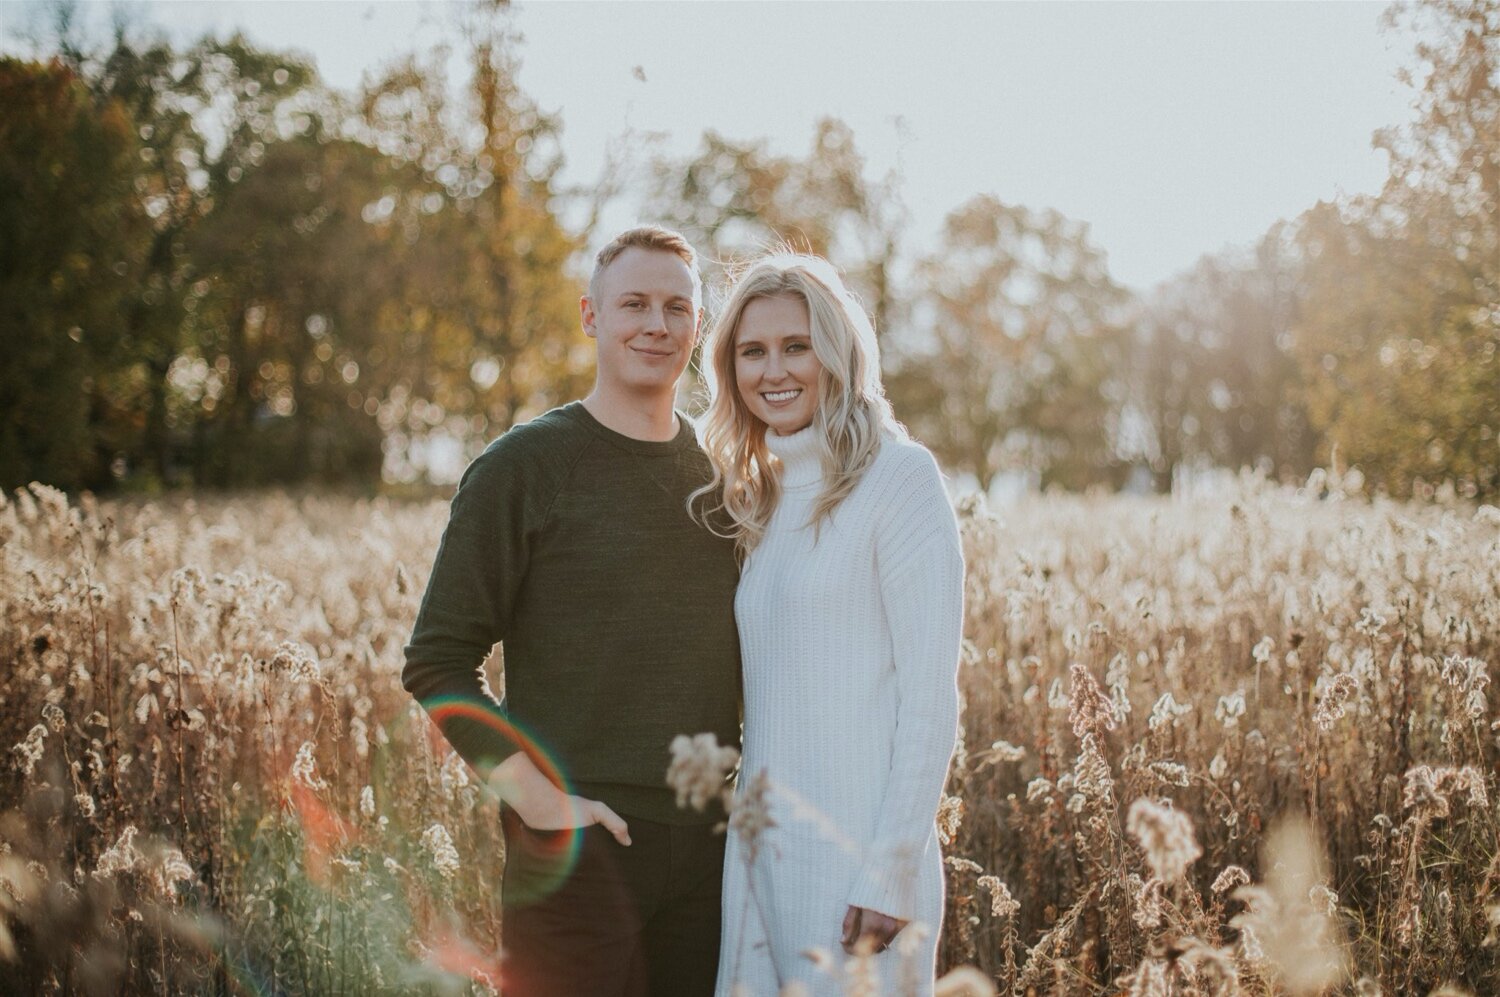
[1,472,1497,996]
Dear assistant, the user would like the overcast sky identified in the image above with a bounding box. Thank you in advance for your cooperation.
[2,1,1417,292]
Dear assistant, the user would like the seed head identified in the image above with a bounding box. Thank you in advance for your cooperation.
[271,641,321,683]
[151,847,196,899]
[11,724,46,777]
[728,769,775,864]
[1252,637,1275,665]
[666,733,740,813]
[987,739,1026,763]
[1212,864,1251,895]
[1215,692,1247,728]
[1148,692,1192,732]
[1073,735,1114,800]
[936,795,963,845]
[1127,798,1201,883]
[977,875,1020,919]
[1131,875,1164,930]
[1149,761,1190,787]
[1313,673,1360,731]
[290,741,327,789]
[95,825,142,878]
[421,823,460,880]
[1068,663,1118,737]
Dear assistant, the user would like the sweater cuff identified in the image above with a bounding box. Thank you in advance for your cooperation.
[844,837,930,922]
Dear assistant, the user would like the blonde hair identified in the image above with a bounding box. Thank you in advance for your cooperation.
[693,252,902,556]
[589,225,701,303]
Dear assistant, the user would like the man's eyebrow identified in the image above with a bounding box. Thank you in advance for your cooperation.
[609,287,696,302]
[613,290,694,302]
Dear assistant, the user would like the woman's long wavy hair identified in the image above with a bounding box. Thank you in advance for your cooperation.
[692,252,902,557]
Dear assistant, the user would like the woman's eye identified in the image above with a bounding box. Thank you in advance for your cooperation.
[740,347,763,358]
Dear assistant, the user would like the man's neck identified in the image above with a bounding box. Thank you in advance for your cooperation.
[581,387,679,442]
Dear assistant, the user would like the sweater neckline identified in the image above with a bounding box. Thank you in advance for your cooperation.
[765,425,823,490]
[562,401,696,456]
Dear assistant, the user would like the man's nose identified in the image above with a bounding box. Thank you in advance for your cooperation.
[643,305,668,333]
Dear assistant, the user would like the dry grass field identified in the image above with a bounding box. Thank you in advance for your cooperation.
[2,473,1497,995]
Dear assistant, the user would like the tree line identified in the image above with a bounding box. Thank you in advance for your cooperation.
[1,0,1495,499]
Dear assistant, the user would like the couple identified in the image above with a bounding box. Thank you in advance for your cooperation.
[401,226,964,997]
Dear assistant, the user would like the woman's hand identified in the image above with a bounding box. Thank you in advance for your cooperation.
[488,752,632,845]
[841,905,908,955]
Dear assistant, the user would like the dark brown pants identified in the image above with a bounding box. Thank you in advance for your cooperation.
[500,807,725,997]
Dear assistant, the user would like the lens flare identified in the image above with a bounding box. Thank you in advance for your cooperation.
[419,695,584,902]
[423,921,504,989]
[288,781,357,886]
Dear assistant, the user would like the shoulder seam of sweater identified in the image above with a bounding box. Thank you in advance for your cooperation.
[872,441,939,515]
[533,417,599,536]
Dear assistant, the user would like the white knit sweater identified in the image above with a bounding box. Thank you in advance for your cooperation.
[716,426,965,997]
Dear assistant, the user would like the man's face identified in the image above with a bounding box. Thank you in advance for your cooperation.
[581,247,702,397]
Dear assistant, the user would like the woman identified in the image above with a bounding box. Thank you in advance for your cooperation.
[695,253,965,996]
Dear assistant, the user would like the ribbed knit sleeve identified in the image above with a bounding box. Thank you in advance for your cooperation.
[844,446,964,920]
[401,431,544,773]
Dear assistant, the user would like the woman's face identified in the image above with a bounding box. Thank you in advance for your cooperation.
[733,294,822,436]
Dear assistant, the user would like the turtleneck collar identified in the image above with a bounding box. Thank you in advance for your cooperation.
[764,424,823,490]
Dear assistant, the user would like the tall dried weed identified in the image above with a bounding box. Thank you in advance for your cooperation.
[1,472,1496,994]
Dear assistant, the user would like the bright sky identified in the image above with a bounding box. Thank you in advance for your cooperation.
[2,1,1415,292]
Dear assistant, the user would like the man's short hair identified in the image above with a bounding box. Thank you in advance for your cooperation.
[589,225,702,304]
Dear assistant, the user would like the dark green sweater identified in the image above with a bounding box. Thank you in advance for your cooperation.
[401,402,741,824]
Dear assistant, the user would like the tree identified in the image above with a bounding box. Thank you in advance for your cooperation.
[891,195,1130,492]
[1293,0,1499,498]
[76,30,211,486]
[351,7,591,481]
[646,119,905,336]
[1131,226,1317,490]
[1293,198,1496,497]
[184,134,401,485]
[0,57,145,491]
[3,4,599,491]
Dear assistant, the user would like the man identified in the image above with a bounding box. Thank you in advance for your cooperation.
[402,226,741,996]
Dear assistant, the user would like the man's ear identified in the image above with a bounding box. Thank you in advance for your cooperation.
[580,295,598,339]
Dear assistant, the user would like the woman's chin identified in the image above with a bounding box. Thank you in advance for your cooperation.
[767,419,812,436]
[752,408,815,436]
